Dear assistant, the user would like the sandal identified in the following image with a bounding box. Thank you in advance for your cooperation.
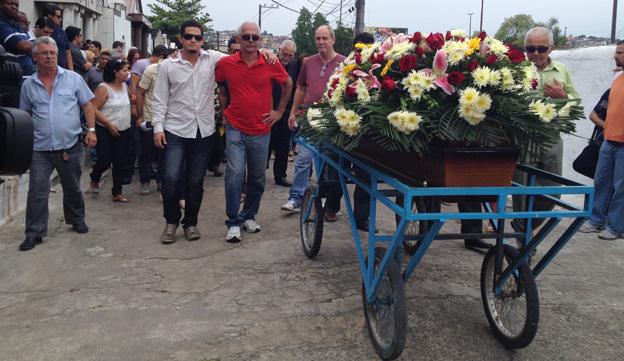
[113,194,130,203]
[324,210,337,222]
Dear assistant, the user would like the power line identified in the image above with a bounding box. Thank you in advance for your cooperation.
[271,0,300,13]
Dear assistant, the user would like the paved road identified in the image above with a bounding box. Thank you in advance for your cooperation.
[0,168,622,361]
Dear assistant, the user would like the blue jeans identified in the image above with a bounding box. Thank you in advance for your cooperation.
[225,125,271,227]
[588,141,624,235]
[288,145,314,204]
[161,130,214,228]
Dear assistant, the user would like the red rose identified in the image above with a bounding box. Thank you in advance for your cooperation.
[345,85,357,98]
[409,31,422,43]
[425,32,445,51]
[354,52,363,65]
[381,76,396,91]
[415,47,425,57]
[446,31,452,40]
[485,54,497,65]
[327,89,333,99]
[399,55,418,72]
[447,71,465,86]
[507,48,525,63]
[531,79,538,90]
[467,59,480,72]
[370,52,385,64]
[478,31,487,41]
[331,77,340,88]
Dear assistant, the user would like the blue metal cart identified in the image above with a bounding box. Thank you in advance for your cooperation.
[298,140,594,360]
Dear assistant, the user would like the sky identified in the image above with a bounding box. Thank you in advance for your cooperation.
[145,0,623,38]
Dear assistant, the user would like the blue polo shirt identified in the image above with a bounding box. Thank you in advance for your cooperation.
[51,24,70,69]
[0,16,34,76]
[19,66,94,151]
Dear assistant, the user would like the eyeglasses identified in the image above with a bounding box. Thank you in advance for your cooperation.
[525,46,549,54]
[240,34,260,42]
[320,64,327,77]
[182,33,203,41]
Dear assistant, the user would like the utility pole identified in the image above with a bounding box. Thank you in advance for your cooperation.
[355,0,365,34]
[258,3,279,31]
[339,0,343,26]
[612,0,618,44]
[467,13,474,37]
[479,0,484,32]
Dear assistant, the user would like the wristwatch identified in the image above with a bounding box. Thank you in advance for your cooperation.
[87,127,96,132]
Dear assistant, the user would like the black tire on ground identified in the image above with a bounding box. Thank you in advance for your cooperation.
[300,185,324,259]
[395,196,429,255]
[362,247,407,360]
[480,244,539,349]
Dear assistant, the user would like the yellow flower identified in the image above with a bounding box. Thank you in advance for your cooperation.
[380,59,394,77]
[465,37,481,56]
[354,43,368,50]
[342,63,357,76]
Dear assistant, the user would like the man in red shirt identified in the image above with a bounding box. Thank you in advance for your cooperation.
[216,21,292,243]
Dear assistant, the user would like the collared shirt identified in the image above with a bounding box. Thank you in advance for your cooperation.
[19,66,94,151]
[297,53,346,106]
[70,43,88,77]
[51,24,70,69]
[215,52,289,135]
[138,62,160,121]
[538,59,581,102]
[0,16,34,76]
[85,66,104,92]
[131,58,151,78]
[152,50,227,138]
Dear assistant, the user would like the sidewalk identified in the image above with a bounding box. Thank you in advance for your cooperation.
[0,169,622,361]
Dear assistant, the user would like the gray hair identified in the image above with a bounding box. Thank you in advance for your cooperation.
[525,27,554,47]
[316,24,335,39]
[237,21,261,35]
[279,39,297,52]
[32,36,58,54]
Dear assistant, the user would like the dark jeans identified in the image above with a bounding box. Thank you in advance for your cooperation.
[90,125,131,196]
[138,128,161,184]
[25,140,85,237]
[161,130,214,228]
[208,131,225,170]
[458,201,483,240]
[325,162,370,223]
[267,115,292,179]
[122,125,139,183]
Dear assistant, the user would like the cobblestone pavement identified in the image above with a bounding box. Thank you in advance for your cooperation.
[0,168,622,361]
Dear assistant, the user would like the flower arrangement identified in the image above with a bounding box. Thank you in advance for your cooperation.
[298,30,583,161]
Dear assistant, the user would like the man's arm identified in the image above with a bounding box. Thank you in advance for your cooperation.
[66,49,74,71]
[80,101,97,147]
[263,77,293,125]
[288,85,306,129]
[589,111,605,128]
[217,84,229,128]
[136,86,146,127]
[152,62,169,148]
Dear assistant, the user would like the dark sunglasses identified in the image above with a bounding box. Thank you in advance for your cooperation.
[182,33,203,41]
[525,46,549,54]
[240,34,260,42]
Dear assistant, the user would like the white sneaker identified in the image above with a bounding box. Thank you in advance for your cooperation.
[579,222,603,233]
[226,226,241,243]
[242,219,261,233]
[281,199,300,213]
[598,228,621,240]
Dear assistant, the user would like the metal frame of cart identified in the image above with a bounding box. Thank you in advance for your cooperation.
[297,140,594,361]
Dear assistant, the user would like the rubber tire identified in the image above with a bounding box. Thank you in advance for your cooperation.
[300,185,324,259]
[395,196,429,255]
[480,244,539,349]
[362,247,407,360]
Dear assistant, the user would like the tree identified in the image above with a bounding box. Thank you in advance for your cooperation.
[535,17,567,47]
[495,14,535,49]
[147,0,212,38]
[334,24,354,56]
[291,7,315,56]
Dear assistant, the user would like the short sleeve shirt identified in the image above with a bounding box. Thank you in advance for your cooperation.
[0,17,34,76]
[51,25,70,69]
[131,58,151,77]
[138,62,160,121]
[593,89,610,120]
[20,66,95,151]
[297,53,345,106]
[85,66,104,92]
[215,52,289,135]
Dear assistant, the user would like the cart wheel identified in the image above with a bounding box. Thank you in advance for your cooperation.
[362,247,407,360]
[480,244,539,349]
[300,185,324,259]
[395,196,429,255]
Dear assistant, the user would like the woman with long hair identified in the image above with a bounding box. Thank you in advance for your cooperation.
[88,60,132,202]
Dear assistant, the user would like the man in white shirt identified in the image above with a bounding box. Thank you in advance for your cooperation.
[152,20,226,244]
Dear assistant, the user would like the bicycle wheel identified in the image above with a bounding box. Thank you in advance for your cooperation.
[300,185,324,259]
[395,196,429,255]
[480,244,539,349]
[362,247,407,360]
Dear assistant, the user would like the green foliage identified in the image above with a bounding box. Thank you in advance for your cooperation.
[495,14,535,49]
[147,0,212,37]
[334,25,355,57]
[291,7,315,56]
[535,17,567,47]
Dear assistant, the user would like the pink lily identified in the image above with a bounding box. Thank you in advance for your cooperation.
[352,63,382,89]
[422,50,455,95]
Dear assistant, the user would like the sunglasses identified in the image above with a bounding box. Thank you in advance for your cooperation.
[240,34,260,42]
[182,33,203,41]
[525,46,549,54]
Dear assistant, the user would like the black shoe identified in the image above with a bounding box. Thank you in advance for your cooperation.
[464,239,491,250]
[275,177,291,187]
[72,222,89,234]
[356,220,379,233]
[19,237,42,251]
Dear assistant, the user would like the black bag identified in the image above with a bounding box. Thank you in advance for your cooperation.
[573,126,604,179]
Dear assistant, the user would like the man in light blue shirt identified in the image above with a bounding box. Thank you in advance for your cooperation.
[18,36,97,251]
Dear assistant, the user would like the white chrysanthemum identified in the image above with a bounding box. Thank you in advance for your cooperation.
[485,37,508,56]
[475,94,493,112]
[459,87,480,105]
[489,70,501,87]
[404,112,422,132]
[522,64,539,92]
[450,29,467,38]
[558,102,573,117]
[306,108,322,126]
[385,42,416,60]
[408,86,424,101]
[443,40,468,65]
[334,108,361,136]
[500,67,515,91]
[529,100,557,122]
[459,104,487,125]
[387,110,422,134]
[472,67,491,88]
[355,80,370,103]
[360,42,380,62]
[418,71,436,91]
